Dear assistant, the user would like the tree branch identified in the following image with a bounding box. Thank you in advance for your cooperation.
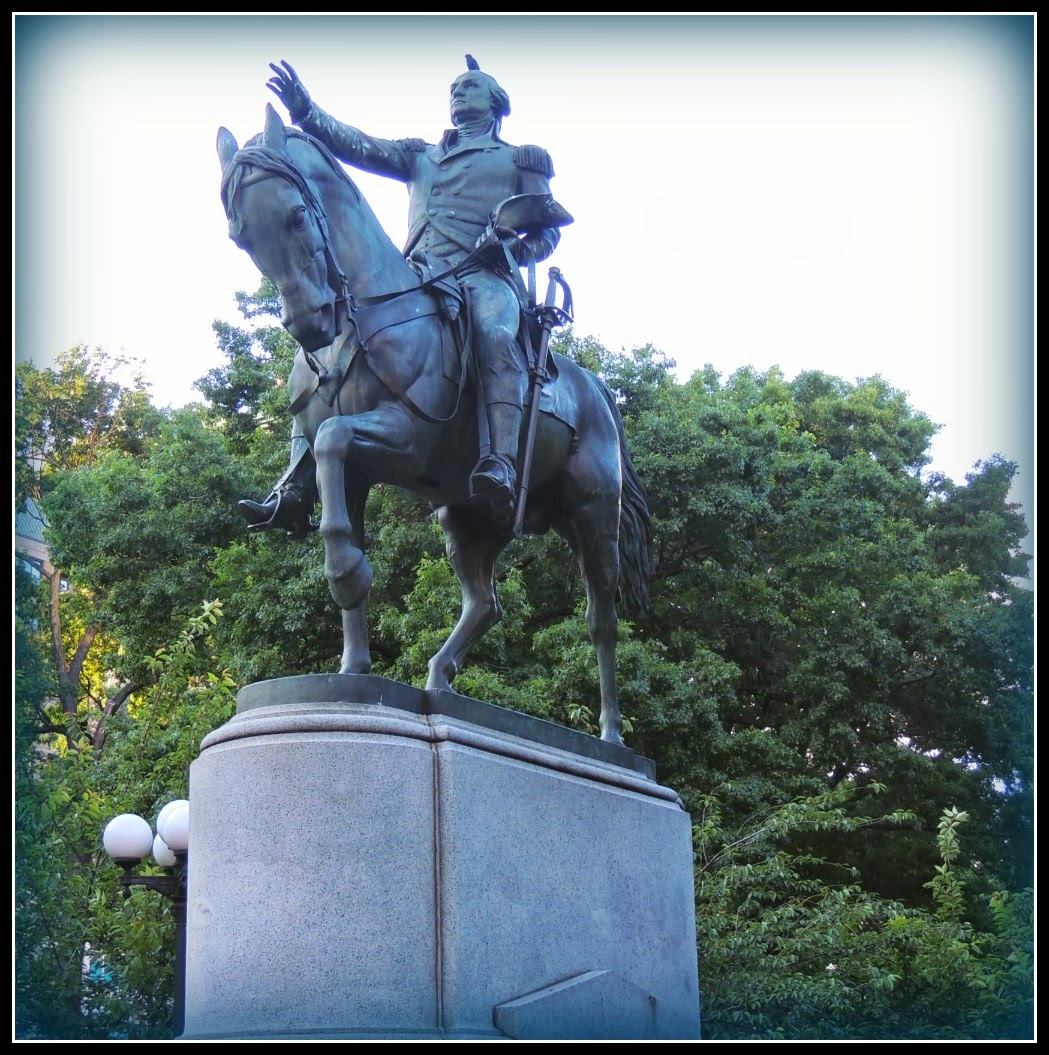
[68,625,99,683]
[91,682,137,753]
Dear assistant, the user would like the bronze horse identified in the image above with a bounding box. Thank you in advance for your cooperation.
[217,105,650,745]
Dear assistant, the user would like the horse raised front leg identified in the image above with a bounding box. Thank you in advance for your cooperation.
[313,416,373,611]
[426,506,509,692]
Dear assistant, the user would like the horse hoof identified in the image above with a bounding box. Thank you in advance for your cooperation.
[425,658,456,692]
[328,553,373,610]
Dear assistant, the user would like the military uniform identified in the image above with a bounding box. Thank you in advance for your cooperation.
[299,103,561,268]
[301,106,560,517]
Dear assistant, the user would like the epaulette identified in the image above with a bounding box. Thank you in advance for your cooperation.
[398,137,429,153]
[513,145,554,178]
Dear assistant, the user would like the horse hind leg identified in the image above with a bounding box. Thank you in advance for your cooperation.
[558,498,624,746]
[426,506,508,692]
[339,486,372,675]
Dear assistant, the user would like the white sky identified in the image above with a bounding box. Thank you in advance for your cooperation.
[13,14,1035,542]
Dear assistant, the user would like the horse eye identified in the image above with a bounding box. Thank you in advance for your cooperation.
[292,205,308,230]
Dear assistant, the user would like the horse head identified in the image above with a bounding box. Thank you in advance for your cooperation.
[218,105,355,352]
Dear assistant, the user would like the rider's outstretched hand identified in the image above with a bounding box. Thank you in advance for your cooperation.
[267,60,312,124]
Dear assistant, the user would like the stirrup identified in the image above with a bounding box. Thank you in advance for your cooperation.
[239,497,278,526]
[238,488,316,539]
[470,454,516,493]
[469,455,516,498]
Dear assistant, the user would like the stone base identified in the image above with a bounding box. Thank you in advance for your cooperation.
[181,675,700,1040]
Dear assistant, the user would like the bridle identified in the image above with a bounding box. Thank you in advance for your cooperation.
[221,134,357,378]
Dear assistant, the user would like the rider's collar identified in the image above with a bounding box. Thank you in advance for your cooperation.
[439,122,505,152]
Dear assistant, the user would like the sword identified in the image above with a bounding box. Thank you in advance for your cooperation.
[514,266,573,539]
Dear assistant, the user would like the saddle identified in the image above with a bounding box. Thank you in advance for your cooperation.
[287,295,469,429]
[407,252,470,384]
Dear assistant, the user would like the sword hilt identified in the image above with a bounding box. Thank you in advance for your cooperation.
[537,267,573,332]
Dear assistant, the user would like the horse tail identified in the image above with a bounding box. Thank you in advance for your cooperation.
[593,375,652,619]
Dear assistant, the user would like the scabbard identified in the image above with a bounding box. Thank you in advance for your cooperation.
[513,268,567,538]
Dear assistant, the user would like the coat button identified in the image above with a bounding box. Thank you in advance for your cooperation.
[447,210,456,217]
[428,208,437,216]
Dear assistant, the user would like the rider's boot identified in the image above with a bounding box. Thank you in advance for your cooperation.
[239,482,317,540]
[238,429,318,540]
[470,401,523,525]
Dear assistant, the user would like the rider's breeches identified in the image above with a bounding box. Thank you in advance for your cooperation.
[460,270,527,410]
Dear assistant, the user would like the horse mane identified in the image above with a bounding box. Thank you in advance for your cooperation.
[221,128,362,238]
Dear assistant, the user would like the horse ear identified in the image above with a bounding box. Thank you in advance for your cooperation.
[217,127,239,170]
[263,103,288,152]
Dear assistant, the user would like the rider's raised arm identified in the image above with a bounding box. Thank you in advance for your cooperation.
[267,59,419,183]
[299,104,422,184]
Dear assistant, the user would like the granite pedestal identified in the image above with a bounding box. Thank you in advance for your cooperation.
[181,675,700,1039]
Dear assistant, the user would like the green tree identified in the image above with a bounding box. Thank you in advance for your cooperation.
[15,597,235,1039]
[15,348,243,1038]
[17,290,1031,1038]
[43,409,252,694]
[695,791,1034,1039]
[16,345,163,509]
[578,348,1033,910]
[197,277,298,467]
[16,347,164,733]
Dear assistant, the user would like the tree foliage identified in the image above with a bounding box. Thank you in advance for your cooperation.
[15,596,235,1039]
[695,789,1033,1039]
[14,286,1032,1039]
[43,410,252,687]
[16,345,163,508]
[16,347,166,734]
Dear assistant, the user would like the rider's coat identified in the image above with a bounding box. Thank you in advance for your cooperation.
[300,104,561,266]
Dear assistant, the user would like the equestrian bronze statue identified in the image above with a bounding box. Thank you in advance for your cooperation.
[220,58,650,744]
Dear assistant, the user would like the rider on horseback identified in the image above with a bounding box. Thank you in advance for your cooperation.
[240,56,564,533]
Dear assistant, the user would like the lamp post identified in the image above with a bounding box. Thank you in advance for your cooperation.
[102,801,189,1038]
